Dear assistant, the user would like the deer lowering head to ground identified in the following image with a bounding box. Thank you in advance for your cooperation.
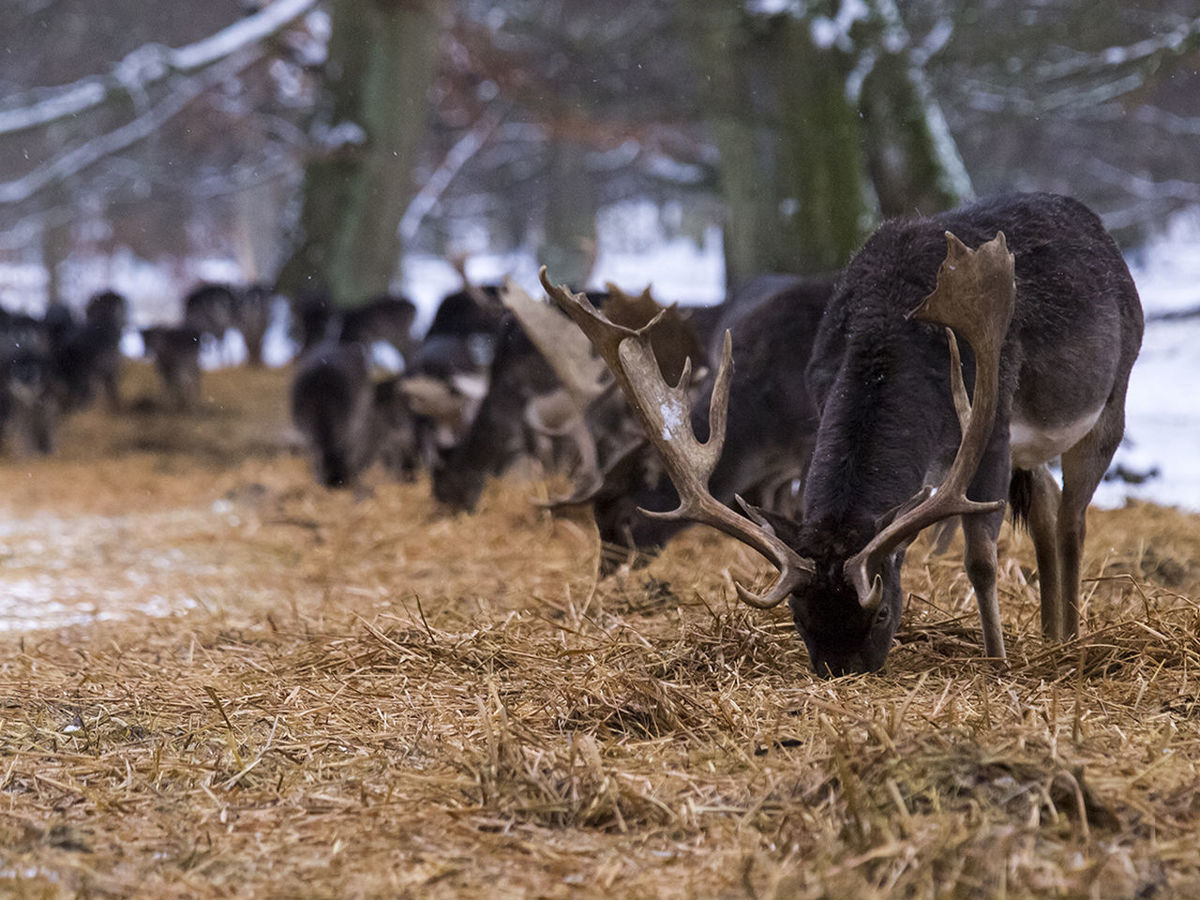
[543,192,1143,676]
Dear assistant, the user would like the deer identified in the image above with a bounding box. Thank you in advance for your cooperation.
[141,325,203,410]
[588,275,835,563]
[54,289,127,411]
[526,274,834,571]
[542,192,1144,676]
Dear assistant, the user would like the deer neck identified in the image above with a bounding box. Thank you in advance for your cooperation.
[801,335,952,541]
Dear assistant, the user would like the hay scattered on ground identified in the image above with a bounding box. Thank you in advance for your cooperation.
[1,362,1198,897]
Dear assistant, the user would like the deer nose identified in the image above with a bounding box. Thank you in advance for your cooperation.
[811,652,877,678]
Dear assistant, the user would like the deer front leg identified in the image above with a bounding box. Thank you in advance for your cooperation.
[962,438,1014,661]
[962,508,1007,660]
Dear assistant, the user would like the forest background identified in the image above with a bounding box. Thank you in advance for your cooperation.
[2,0,1198,316]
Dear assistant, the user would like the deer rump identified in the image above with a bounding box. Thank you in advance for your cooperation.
[544,191,1144,677]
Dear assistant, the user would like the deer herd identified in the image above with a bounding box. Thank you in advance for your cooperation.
[1,191,1144,676]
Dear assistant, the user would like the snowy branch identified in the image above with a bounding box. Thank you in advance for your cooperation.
[1030,16,1200,84]
[960,15,1200,117]
[399,106,508,243]
[1087,159,1200,205]
[0,0,318,137]
[0,51,263,206]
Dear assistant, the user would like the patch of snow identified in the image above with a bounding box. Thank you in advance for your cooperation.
[659,400,685,442]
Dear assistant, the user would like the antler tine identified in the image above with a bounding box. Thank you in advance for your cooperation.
[537,437,647,509]
[844,231,1016,614]
[540,267,814,610]
[451,254,503,311]
[945,327,971,433]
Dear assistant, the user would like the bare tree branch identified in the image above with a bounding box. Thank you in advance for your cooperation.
[399,105,509,243]
[0,0,318,137]
[0,51,262,206]
[1030,15,1200,84]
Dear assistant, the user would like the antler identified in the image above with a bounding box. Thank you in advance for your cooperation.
[450,254,503,312]
[603,282,706,387]
[540,267,814,609]
[844,231,1016,614]
[500,279,611,407]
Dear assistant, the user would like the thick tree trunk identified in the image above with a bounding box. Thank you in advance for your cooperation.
[538,139,598,289]
[856,0,972,217]
[683,5,873,289]
[276,0,442,305]
[681,1,973,289]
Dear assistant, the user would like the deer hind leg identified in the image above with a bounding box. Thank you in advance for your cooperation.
[1057,400,1128,639]
[1025,465,1064,641]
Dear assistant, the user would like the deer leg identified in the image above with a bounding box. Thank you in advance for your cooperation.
[961,508,1007,660]
[1025,465,1064,641]
[962,444,1012,661]
[1057,399,1128,638]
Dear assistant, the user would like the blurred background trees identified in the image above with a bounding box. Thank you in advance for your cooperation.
[1,0,1198,314]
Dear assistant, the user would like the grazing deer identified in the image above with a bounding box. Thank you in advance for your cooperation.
[184,283,238,357]
[291,341,431,489]
[431,314,561,511]
[527,276,833,569]
[0,346,60,455]
[591,276,835,560]
[54,289,126,411]
[544,193,1143,676]
[141,326,203,410]
[337,295,418,362]
[291,342,377,489]
[234,284,275,368]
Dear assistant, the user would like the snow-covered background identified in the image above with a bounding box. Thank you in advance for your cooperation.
[1096,210,1200,512]
[1,201,1197,511]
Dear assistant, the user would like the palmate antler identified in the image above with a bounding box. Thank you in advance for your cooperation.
[844,231,1016,614]
[500,280,612,408]
[540,267,815,608]
[499,280,617,506]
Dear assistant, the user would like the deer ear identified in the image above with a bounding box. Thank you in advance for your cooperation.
[944,230,971,260]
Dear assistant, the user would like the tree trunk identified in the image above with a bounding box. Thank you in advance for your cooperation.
[276,0,442,305]
[538,139,598,289]
[681,1,974,288]
[682,4,873,289]
[856,0,972,217]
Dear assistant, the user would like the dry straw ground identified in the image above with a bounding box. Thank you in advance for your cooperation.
[1,362,1198,898]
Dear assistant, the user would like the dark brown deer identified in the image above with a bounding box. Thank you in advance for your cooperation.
[430,314,561,511]
[290,342,376,489]
[234,285,274,368]
[141,326,203,410]
[581,275,835,565]
[54,289,127,411]
[543,192,1143,676]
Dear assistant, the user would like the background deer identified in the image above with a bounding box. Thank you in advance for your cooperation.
[544,192,1144,676]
